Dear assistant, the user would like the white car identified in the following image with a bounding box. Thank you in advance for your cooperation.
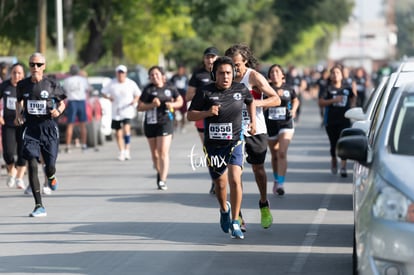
[88,76,112,139]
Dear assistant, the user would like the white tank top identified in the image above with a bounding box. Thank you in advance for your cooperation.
[240,68,267,136]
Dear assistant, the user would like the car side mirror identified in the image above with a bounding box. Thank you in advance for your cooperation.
[345,107,365,121]
[340,127,366,138]
[336,135,368,165]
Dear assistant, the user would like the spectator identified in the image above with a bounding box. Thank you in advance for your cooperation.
[62,64,90,152]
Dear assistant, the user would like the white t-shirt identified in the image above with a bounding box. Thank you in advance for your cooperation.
[63,75,89,101]
[240,68,267,136]
[102,78,141,120]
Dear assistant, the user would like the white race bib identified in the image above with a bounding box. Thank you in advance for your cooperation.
[146,108,157,124]
[241,106,250,128]
[268,107,286,120]
[6,97,17,110]
[27,100,47,115]
[209,123,233,140]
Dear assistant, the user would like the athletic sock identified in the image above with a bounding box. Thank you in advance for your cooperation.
[277,175,285,185]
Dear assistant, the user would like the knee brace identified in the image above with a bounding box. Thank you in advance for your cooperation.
[124,135,131,145]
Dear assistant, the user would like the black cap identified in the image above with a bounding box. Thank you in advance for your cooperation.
[203,47,219,56]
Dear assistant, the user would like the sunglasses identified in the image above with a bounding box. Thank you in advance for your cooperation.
[29,62,44,68]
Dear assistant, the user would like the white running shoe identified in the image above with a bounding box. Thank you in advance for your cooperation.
[16,178,25,189]
[42,185,52,195]
[124,149,131,160]
[157,181,168,191]
[118,151,125,161]
[6,175,16,188]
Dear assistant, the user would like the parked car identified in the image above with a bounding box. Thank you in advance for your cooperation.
[337,82,414,275]
[92,65,148,135]
[47,73,104,148]
[346,60,414,134]
[87,76,112,140]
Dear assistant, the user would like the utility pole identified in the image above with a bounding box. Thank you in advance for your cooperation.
[37,0,47,54]
[56,0,64,61]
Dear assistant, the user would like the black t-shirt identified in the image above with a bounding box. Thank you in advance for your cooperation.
[140,83,181,125]
[189,82,253,146]
[354,76,367,94]
[319,84,354,126]
[170,74,188,96]
[16,77,66,124]
[0,80,19,127]
[188,67,212,89]
[265,83,297,126]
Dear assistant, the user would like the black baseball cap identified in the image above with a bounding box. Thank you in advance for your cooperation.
[203,47,219,56]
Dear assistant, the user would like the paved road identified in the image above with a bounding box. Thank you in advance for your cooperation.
[0,98,353,275]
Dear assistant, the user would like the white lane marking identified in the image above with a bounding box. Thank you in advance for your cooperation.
[288,183,337,274]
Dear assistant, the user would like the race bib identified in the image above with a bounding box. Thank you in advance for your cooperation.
[27,100,47,115]
[146,108,157,124]
[268,107,286,120]
[332,95,347,107]
[242,106,250,128]
[6,97,17,110]
[209,123,233,140]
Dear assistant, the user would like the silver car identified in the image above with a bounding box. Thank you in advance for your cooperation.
[337,82,414,275]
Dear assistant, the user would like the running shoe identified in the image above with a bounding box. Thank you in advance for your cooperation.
[340,168,347,178]
[259,200,273,229]
[16,178,25,189]
[157,181,168,191]
[231,220,244,239]
[220,201,231,233]
[24,185,32,195]
[276,185,285,196]
[124,149,131,160]
[6,175,16,188]
[48,176,58,191]
[273,181,285,196]
[238,216,247,232]
[118,151,125,161]
[42,185,52,195]
[209,182,215,195]
[29,205,47,217]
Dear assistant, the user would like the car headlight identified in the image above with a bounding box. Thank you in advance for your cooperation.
[372,184,414,223]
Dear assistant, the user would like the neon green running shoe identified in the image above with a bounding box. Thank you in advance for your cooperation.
[260,205,273,229]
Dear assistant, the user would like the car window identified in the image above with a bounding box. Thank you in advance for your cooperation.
[366,77,388,118]
[391,93,414,155]
[367,77,393,144]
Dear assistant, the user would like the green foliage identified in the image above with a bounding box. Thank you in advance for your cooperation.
[269,0,353,59]
[270,23,335,67]
[0,0,354,70]
[395,3,414,58]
